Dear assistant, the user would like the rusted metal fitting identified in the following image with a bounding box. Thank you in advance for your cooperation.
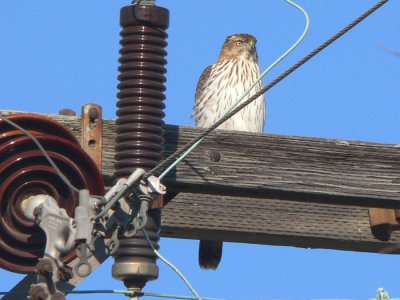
[369,208,400,241]
[36,259,53,276]
[30,258,60,300]
[30,285,49,300]
[58,109,76,116]
[29,285,66,300]
[81,104,103,171]
[88,107,100,121]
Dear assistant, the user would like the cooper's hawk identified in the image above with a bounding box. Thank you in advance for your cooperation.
[193,34,266,269]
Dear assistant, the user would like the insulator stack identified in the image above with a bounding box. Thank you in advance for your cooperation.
[0,113,104,274]
[113,2,169,293]
[112,211,160,291]
[114,3,169,178]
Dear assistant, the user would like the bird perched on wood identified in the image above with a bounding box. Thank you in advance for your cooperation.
[193,34,266,270]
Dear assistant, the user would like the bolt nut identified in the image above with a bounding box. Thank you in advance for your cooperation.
[208,150,221,162]
[50,291,66,300]
[33,206,42,217]
[36,259,53,276]
[30,285,49,300]
[58,265,74,281]
[88,107,99,121]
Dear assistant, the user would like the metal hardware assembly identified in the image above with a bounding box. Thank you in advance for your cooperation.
[0,113,168,298]
[23,170,165,299]
[0,113,104,274]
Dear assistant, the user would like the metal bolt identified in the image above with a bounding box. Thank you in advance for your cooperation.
[88,107,99,121]
[208,150,221,162]
[58,265,74,281]
[33,206,43,217]
[50,291,66,300]
[36,259,53,276]
[59,108,76,116]
[30,285,49,300]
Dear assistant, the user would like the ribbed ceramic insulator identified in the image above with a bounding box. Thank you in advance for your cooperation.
[112,3,169,292]
[114,4,169,178]
[0,113,104,274]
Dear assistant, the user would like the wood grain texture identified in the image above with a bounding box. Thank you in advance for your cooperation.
[16,110,400,208]
[1,110,400,253]
[161,126,400,208]
[161,192,400,254]
[2,109,400,299]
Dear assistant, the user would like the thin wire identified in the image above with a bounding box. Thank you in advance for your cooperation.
[0,290,222,300]
[0,113,80,194]
[145,0,389,180]
[150,0,310,180]
[143,292,221,300]
[142,229,203,300]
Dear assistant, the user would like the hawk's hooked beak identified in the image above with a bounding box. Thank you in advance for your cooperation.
[246,42,255,53]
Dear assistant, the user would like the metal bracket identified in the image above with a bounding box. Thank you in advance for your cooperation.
[20,166,167,299]
[81,103,103,172]
[24,195,76,262]
[29,258,70,300]
[368,208,400,241]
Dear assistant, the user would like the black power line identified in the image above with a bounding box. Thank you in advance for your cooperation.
[144,0,390,180]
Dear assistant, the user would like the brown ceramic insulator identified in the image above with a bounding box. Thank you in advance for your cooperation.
[112,214,160,290]
[114,4,169,178]
[0,113,104,274]
[113,3,168,291]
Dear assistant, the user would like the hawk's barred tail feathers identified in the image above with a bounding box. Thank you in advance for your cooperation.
[199,240,223,270]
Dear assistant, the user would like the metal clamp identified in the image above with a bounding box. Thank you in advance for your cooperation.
[24,195,76,264]
[124,195,152,238]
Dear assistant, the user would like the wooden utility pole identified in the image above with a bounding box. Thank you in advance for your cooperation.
[2,109,400,299]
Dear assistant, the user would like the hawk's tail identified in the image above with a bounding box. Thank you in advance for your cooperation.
[198,240,223,270]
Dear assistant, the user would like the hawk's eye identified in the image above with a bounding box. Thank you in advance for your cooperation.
[236,41,243,46]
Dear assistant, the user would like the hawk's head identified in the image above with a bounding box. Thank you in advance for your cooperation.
[220,33,258,61]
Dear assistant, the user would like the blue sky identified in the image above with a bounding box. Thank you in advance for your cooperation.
[0,0,399,299]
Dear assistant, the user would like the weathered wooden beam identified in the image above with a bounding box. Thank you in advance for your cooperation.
[161,192,400,254]
[2,109,400,299]
[1,109,400,250]
[161,128,400,209]
[5,109,398,208]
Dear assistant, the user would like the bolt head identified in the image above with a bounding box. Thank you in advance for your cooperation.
[88,107,99,120]
[36,259,53,275]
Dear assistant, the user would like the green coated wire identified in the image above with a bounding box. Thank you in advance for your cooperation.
[143,292,221,300]
[0,290,221,299]
[68,290,220,299]
[158,0,310,180]
[142,229,204,300]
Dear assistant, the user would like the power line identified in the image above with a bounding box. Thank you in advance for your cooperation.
[143,0,390,180]
[0,290,222,300]
[143,229,203,300]
[156,0,310,180]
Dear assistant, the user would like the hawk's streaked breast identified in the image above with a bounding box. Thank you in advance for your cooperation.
[194,56,265,133]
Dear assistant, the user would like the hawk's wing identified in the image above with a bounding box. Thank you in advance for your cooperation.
[193,65,213,126]
[195,65,212,101]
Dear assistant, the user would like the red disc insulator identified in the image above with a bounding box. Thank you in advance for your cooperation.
[0,113,104,274]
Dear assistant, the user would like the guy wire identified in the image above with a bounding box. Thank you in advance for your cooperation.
[155,0,310,180]
[143,0,390,180]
